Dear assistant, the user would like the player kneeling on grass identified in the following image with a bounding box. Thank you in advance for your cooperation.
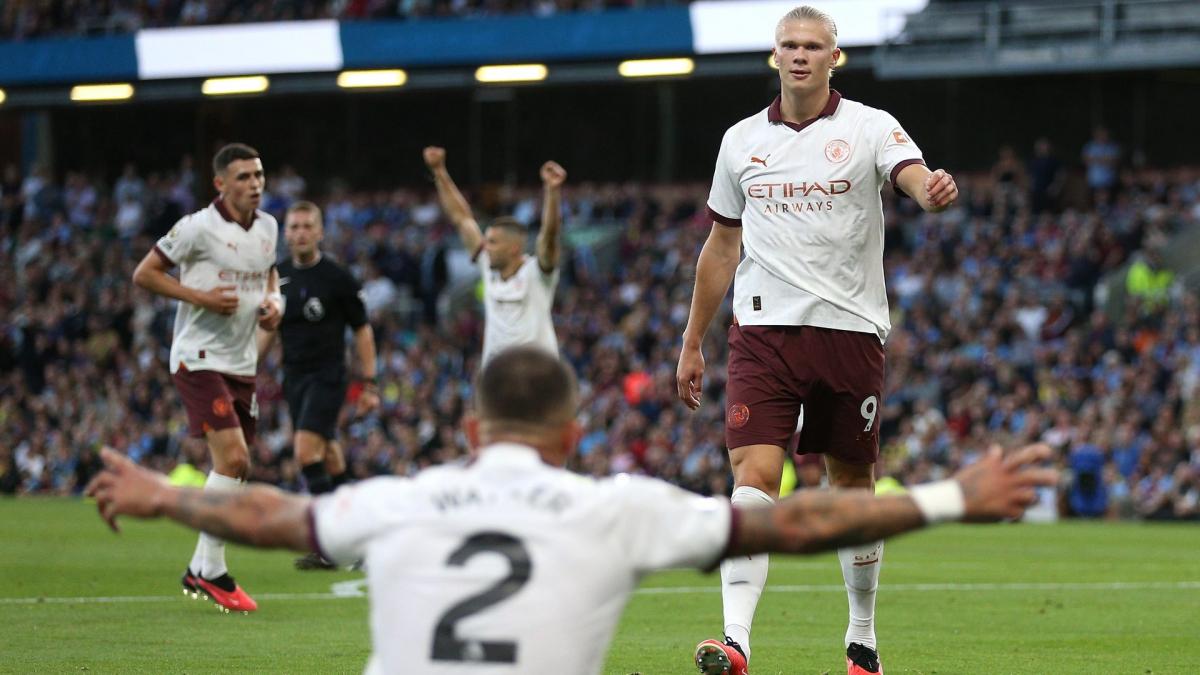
[87,347,1055,674]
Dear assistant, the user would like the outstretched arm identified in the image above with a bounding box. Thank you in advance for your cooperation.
[86,448,312,553]
[536,161,567,272]
[731,489,923,556]
[423,146,483,255]
[728,444,1057,557]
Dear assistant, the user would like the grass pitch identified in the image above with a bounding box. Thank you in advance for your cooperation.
[2,498,1197,674]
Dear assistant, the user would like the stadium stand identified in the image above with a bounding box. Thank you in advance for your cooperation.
[1,139,1197,520]
[0,0,688,39]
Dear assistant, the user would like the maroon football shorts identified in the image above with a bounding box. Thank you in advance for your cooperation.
[172,364,257,444]
[724,324,885,465]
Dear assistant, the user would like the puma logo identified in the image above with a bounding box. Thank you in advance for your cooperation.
[750,155,770,167]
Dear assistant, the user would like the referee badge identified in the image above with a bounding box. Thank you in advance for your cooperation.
[303,297,325,322]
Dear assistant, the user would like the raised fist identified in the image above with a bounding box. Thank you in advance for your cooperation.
[423,146,447,171]
[540,161,567,188]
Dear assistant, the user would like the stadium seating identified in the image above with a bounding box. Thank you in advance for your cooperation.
[1,147,1197,520]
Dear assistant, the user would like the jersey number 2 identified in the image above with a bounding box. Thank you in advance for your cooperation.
[431,532,532,664]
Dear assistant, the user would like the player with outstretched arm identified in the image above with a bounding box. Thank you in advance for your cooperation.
[88,348,1052,674]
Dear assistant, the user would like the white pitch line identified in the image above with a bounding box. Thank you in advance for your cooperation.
[1,581,1197,606]
[635,580,1200,595]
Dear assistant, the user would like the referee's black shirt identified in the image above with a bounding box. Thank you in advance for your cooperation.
[277,256,369,371]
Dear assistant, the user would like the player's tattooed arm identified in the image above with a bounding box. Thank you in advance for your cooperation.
[167,487,312,553]
[726,444,1057,557]
[86,448,312,553]
[728,491,924,557]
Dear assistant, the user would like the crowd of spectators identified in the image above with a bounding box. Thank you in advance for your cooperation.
[1,137,1198,522]
[0,0,684,40]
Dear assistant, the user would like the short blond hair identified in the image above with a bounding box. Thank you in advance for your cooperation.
[776,5,838,46]
[286,200,323,227]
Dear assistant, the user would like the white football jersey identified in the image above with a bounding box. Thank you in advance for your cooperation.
[311,443,733,675]
[707,91,925,342]
[154,200,278,377]
[476,252,559,363]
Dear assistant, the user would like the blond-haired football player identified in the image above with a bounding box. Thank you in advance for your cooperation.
[677,6,959,673]
[90,348,1051,674]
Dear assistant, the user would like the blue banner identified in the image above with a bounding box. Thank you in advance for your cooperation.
[0,35,138,85]
[340,7,694,68]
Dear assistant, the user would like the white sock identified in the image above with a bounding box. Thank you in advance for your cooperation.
[721,485,774,661]
[839,540,883,650]
[188,471,242,579]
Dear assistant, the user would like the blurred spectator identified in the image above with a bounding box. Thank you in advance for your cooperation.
[1027,137,1063,214]
[1135,465,1176,519]
[114,193,145,239]
[1170,466,1199,520]
[990,144,1027,215]
[0,448,20,494]
[273,164,307,203]
[1082,126,1120,199]
[0,150,1197,527]
[113,163,145,205]
[1066,436,1107,518]
[1125,245,1174,310]
[361,262,400,319]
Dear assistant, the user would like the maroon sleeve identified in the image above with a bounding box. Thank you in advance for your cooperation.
[702,503,742,573]
[306,502,331,560]
[889,158,927,198]
[152,245,177,267]
[706,205,742,228]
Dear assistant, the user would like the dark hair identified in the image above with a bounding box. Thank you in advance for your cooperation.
[487,216,528,238]
[476,347,576,428]
[212,143,261,175]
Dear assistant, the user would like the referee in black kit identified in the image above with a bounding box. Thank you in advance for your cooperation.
[257,200,380,569]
